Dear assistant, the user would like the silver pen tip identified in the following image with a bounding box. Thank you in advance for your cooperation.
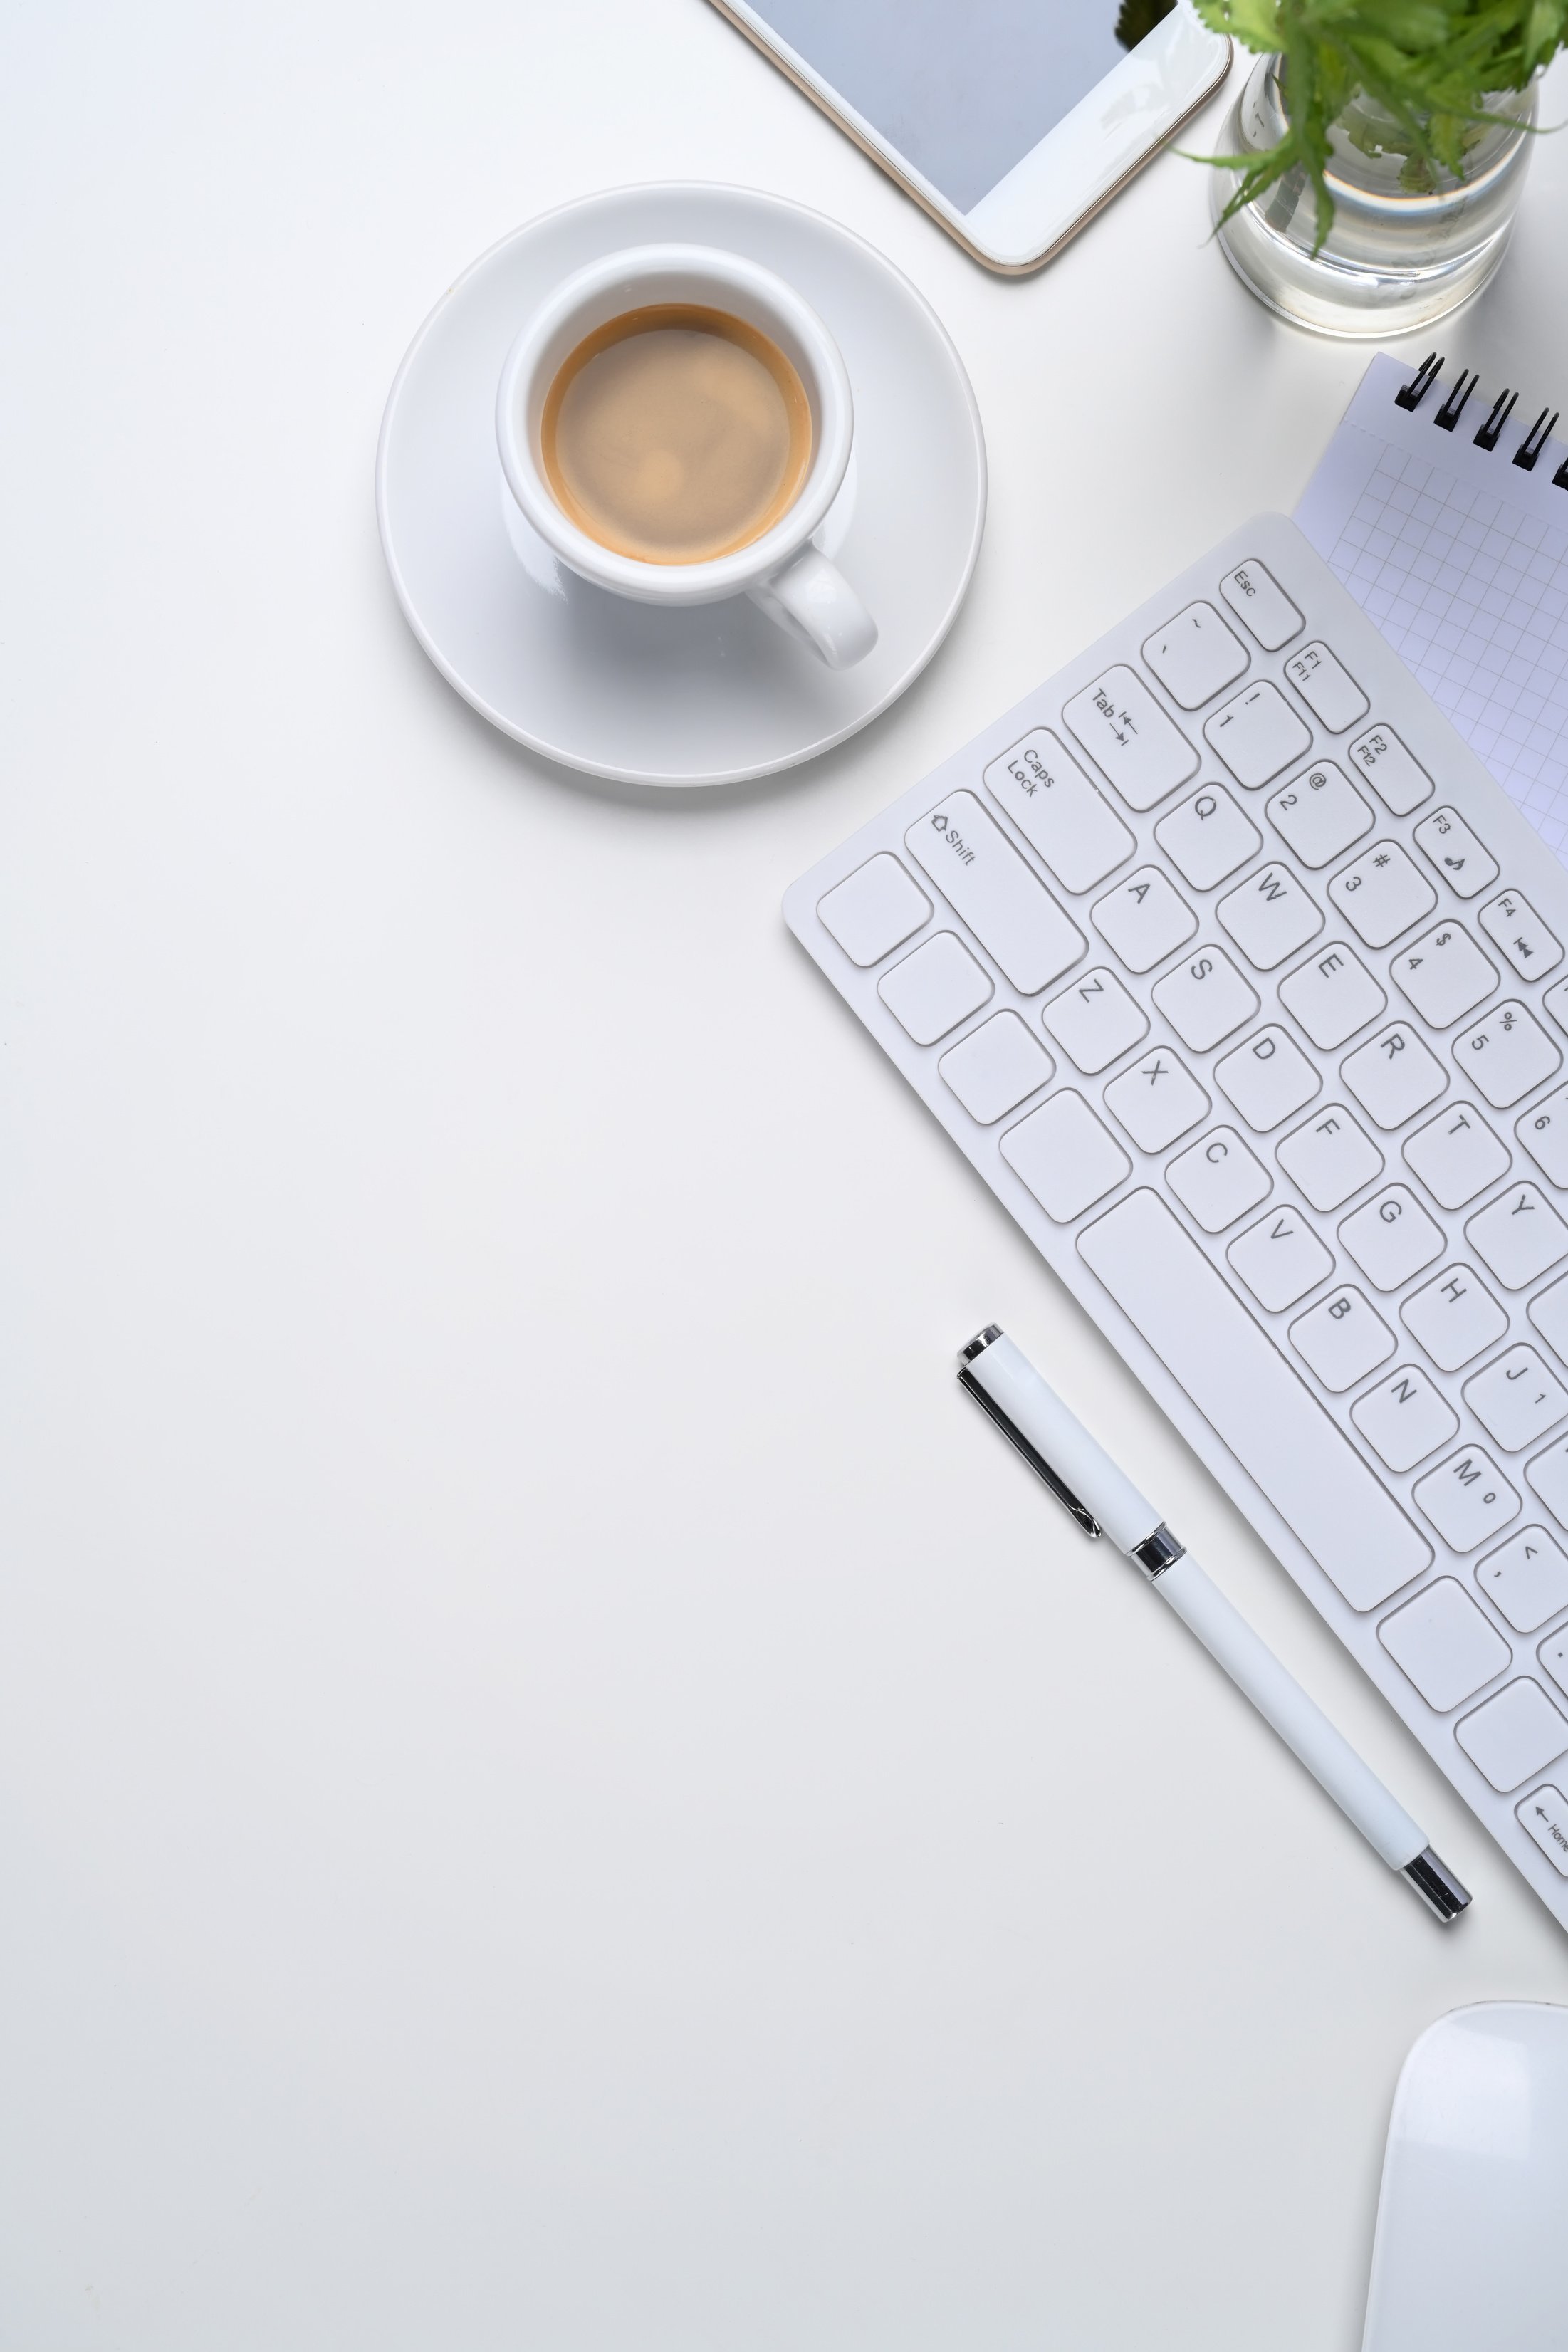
[1401,1846,1471,1923]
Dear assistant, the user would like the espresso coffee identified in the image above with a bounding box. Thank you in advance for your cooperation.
[540,304,813,565]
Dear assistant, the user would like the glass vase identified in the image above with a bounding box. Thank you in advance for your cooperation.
[1211,54,1536,338]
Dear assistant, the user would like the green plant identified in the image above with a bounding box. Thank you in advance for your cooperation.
[1116,0,1178,45]
[1192,0,1568,242]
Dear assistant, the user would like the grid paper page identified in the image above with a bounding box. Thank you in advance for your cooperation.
[1297,351,1568,856]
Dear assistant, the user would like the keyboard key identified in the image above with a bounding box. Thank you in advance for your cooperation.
[1076,1188,1430,1609]
[1277,943,1386,1050]
[1379,1579,1511,1710]
[878,933,992,1044]
[1518,1086,1568,1187]
[1141,602,1248,708]
[1454,1000,1562,1110]
[1283,642,1369,733]
[1215,1025,1320,1132]
[1265,761,1373,868]
[1352,1364,1458,1473]
[1277,1104,1384,1211]
[1290,1286,1394,1391]
[1403,1101,1510,1209]
[1479,889,1563,983]
[1062,666,1198,810]
[983,728,1136,894]
[1463,1346,1568,1453]
[1541,1629,1568,1703]
[1000,1089,1129,1221]
[1228,1206,1334,1312]
[1204,681,1313,789]
[1090,866,1197,973]
[1040,966,1148,1074]
[1389,921,1498,1030]
[1329,842,1438,949]
[1151,947,1258,1052]
[1341,1022,1448,1130]
[1465,1182,1568,1291]
[1517,1783,1568,1874]
[906,794,1087,995]
[1103,1048,1209,1154]
[1476,1525,1568,1633]
[1216,861,1323,971]
[1347,724,1434,816]
[1414,806,1499,900]
[1412,1446,1520,1552]
[817,854,930,966]
[939,1010,1052,1124]
[1456,1680,1568,1791]
[1219,558,1303,649]
[1528,1271,1568,1368]
[1337,1184,1444,1291]
[1164,1126,1272,1233]
[1154,785,1261,891]
[1402,1264,1510,1372]
[1525,1431,1568,1527]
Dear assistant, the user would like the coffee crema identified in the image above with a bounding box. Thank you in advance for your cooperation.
[540,304,813,565]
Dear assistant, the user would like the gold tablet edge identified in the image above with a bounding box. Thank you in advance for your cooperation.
[703,1,1232,278]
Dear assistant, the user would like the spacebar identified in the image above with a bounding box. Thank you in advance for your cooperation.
[1077,1191,1430,1611]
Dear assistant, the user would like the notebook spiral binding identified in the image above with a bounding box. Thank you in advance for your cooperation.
[1396,350,1568,488]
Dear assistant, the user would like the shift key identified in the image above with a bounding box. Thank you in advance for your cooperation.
[906,792,1086,995]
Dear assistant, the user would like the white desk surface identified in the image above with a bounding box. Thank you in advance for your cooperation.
[6,9,1568,2345]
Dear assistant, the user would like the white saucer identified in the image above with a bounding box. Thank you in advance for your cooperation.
[376,184,986,787]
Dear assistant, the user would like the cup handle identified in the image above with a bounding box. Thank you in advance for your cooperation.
[747,545,878,670]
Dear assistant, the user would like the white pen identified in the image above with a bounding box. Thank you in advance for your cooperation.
[959,1326,1471,1922]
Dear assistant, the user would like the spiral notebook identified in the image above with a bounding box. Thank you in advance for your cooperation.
[1297,350,1568,857]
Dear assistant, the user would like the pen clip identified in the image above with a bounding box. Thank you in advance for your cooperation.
[957,1359,1104,1539]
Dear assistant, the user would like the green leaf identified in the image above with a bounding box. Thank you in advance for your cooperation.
[1359,2,1451,51]
[1192,0,1285,46]
[1193,0,1564,234]
[1524,0,1567,63]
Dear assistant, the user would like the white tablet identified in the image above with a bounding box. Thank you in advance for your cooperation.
[708,0,1231,275]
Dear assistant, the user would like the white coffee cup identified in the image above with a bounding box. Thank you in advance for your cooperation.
[496,244,877,669]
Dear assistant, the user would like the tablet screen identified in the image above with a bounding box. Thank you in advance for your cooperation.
[747,0,1177,214]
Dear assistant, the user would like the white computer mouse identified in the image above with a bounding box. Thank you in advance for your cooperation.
[1361,2001,1568,2352]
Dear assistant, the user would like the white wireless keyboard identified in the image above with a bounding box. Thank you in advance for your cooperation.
[785,515,1568,1929]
